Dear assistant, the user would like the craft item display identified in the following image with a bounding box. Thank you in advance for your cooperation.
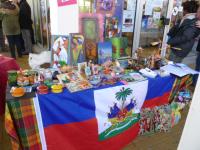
[66,80,92,93]
[10,87,25,97]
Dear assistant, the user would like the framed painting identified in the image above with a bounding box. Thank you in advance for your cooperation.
[108,37,128,59]
[79,13,104,42]
[85,39,97,63]
[82,18,99,41]
[51,35,70,68]
[105,16,120,39]
[70,33,85,66]
[98,41,112,64]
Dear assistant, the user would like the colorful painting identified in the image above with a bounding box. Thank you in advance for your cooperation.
[51,35,70,68]
[85,40,97,63]
[96,0,123,37]
[108,37,128,59]
[96,0,115,14]
[79,13,104,42]
[82,18,98,41]
[97,41,112,64]
[70,33,85,66]
[105,17,120,38]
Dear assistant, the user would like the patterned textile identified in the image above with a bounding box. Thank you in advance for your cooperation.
[5,104,20,150]
[6,98,42,150]
[169,75,192,103]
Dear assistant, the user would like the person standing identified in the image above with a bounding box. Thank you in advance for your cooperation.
[167,1,200,63]
[18,0,32,54]
[0,0,22,59]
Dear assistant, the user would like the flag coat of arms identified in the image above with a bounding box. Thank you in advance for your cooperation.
[94,80,148,140]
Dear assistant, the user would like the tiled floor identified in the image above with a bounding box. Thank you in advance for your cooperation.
[0,49,193,150]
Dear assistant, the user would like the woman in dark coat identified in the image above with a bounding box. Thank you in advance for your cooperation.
[167,1,200,63]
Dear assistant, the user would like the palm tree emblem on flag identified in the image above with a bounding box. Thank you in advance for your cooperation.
[99,87,140,140]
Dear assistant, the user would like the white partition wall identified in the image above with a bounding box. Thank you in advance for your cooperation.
[178,77,200,150]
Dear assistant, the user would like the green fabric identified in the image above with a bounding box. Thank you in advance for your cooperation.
[0,6,20,35]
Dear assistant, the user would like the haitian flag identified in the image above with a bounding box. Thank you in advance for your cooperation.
[36,76,175,150]
[94,81,148,140]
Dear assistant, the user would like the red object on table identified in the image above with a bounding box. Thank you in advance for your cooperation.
[0,56,20,115]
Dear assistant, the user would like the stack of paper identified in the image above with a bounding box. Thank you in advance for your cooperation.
[161,64,199,77]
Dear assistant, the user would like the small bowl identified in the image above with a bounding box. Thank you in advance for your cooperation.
[37,85,48,94]
[51,84,63,93]
[10,87,25,97]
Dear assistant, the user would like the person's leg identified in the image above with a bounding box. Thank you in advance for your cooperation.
[6,35,16,59]
[169,51,183,63]
[14,34,22,57]
[21,29,32,53]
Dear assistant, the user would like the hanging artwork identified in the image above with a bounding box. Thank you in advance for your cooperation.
[51,35,70,68]
[85,40,98,63]
[105,17,120,38]
[79,13,104,42]
[97,41,112,64]
[96,0,124,38]
[96,0,114,14]
[70,33,85,66]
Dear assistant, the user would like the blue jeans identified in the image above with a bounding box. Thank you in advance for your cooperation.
[193,52,200,85]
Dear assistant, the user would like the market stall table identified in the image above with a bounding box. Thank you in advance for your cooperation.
[5,75,192,150]
[0,56,20,115]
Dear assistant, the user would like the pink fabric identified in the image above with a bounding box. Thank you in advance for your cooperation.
[0,56,20,115]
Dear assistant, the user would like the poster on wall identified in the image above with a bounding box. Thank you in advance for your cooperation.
[57,0,77,7]
[122,10,135,32]
[124,0,137,11]
[144,0,163,16]
[70,33,86,66]
[51,35,70,68]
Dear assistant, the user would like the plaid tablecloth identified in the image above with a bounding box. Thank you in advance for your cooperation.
[5,98,42,150]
